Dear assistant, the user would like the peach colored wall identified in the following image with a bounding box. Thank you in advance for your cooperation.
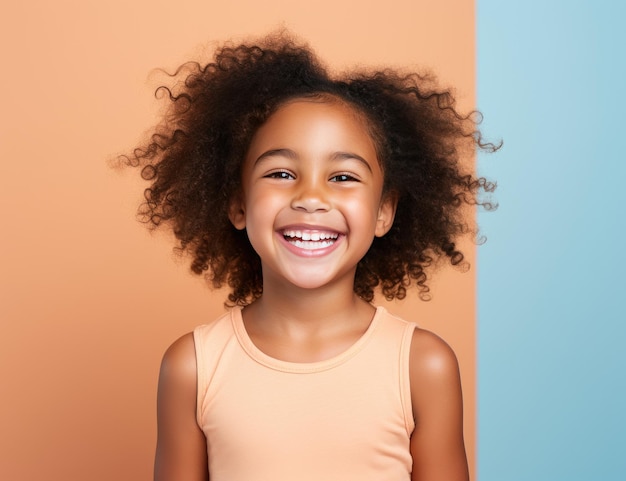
[0,1,475,480]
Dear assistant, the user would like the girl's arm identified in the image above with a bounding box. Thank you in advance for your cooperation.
[154,333,209,481]
[409,329,469,481]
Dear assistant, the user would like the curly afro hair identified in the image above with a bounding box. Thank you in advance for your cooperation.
[123,31,497,306]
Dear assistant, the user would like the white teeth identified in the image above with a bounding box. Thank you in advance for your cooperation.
[282,229,339,249]
[282,229,338,241]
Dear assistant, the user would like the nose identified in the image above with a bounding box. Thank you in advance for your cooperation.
[290,179,331,213]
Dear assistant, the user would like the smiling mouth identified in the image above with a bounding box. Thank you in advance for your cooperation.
[282,229,339,250]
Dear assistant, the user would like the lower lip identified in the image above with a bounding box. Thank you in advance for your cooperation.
[277,233,343,257]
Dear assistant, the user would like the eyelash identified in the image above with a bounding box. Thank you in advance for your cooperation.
[330,173,358,182]
[264,171,359,182]
[265,170,294,180]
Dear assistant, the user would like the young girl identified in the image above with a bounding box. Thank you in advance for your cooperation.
[126,32,494,481]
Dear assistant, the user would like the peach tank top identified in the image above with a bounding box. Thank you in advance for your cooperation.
[193,306,416,481]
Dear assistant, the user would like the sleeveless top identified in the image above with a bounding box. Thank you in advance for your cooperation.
[193,306,416,481]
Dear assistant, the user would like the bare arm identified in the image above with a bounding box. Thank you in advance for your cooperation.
[409,329,469,481]
[154,333,209,481]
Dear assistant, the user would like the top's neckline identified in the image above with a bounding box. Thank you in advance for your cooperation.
[230,306,385,373]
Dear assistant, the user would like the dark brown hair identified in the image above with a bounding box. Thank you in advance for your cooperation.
[122,32,497,305]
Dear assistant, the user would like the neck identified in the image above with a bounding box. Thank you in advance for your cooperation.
[243,276,374,336]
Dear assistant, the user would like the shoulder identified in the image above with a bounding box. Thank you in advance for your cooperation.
[408,328,463,409]
[158,332,197,391]
[156,334,199,436]
[375,308,459,376]
[192,308,237,344]
[409,328,460,376]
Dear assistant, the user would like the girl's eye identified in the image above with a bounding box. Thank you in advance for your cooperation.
[265,171,294,180]
[330,173,358,182]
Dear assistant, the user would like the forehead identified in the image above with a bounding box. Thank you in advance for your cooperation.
[246,98,379,158]
[276,96,369,125]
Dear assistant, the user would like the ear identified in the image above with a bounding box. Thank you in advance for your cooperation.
[228,194,247,230]
[375,191,397,237]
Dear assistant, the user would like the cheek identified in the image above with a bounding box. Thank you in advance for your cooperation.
[345,193,382,227]
[244,188,284,229]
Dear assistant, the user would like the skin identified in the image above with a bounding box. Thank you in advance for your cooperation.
[154,98,469,481]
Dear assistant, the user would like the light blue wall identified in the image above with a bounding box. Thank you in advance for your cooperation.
[477,1,626,480]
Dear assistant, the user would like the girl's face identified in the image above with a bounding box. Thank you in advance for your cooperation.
[230,98,396,292]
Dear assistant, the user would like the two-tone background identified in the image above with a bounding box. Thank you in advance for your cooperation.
[1,1,623,480]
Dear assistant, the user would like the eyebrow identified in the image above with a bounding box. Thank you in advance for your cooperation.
[254,149,297,164]
[254,149,373,172]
